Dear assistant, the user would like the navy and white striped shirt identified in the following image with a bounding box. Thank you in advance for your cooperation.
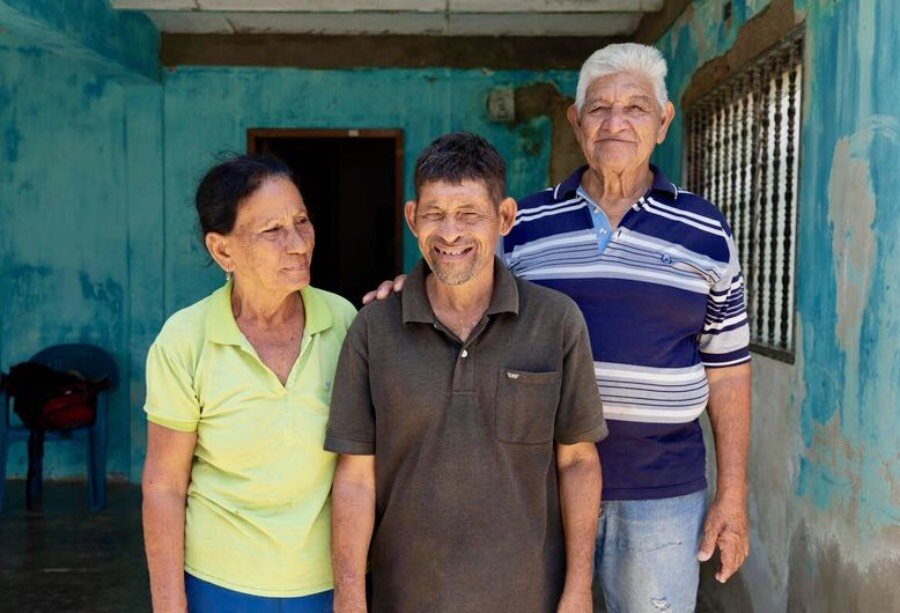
[504,165,750,500]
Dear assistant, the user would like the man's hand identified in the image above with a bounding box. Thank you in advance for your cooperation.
[362,274,407,304]
[697,493,749,583]
[702,362,751,583]
[557,587,593,613]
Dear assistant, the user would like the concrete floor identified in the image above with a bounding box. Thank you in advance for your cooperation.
[0,479,727,612]
[0,480,150,612]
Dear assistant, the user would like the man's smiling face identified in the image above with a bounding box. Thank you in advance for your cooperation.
[406,179,514,286]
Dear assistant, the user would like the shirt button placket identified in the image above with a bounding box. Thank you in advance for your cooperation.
[458,347,474,391]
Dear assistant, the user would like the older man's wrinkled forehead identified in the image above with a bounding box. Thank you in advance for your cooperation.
[582,72,662,110]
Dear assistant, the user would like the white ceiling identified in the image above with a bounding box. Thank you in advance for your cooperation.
[111,1,664,36]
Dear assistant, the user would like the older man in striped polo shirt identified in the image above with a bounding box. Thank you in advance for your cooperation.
[503,43,751,611]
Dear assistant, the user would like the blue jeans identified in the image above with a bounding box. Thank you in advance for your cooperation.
[185,573,333,613]
[594,490,707,613]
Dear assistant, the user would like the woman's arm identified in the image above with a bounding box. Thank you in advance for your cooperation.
[142,422,197,613]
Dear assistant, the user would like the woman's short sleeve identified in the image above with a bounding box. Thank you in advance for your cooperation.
[144,340,201,432]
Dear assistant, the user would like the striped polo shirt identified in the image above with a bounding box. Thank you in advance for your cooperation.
[503,165,750,500]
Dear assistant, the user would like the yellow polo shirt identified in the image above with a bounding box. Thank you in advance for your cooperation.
[144,281,356,597]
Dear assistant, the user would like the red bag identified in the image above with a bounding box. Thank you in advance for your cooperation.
[2,362,106,431]
[37,381,97,430]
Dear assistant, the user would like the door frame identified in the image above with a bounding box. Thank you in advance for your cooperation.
[246,128,405,272]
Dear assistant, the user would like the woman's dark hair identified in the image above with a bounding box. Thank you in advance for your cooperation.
[413,132,507,204]
[195,154,295,236]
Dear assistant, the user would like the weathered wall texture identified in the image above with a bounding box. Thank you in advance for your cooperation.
[0,41,163,481]
[159,65,577,313]
[0,1,579,483]
[0,0,158,79]
[654,0,900,610]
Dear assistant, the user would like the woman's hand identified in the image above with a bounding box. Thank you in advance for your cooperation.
[361,274,407,304]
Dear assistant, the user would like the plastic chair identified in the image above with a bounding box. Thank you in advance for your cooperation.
[0,344,118,513]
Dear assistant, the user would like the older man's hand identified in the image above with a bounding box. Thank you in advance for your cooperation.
[697,493,750,583]
[362,274,407,304]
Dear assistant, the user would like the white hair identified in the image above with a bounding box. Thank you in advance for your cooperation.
[575,43,669,111]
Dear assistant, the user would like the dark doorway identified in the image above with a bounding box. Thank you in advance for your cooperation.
[248,129,403,306]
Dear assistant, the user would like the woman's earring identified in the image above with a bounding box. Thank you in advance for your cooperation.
[225,270,233,282]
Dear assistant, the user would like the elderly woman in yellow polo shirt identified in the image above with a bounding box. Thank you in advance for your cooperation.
[141,155,355,613]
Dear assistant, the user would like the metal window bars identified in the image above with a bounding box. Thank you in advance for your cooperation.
[685,29,803,362]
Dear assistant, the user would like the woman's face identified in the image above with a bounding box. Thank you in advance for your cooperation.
[214,176,315,295]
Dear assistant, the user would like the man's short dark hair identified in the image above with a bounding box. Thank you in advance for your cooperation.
[413,132,507,204]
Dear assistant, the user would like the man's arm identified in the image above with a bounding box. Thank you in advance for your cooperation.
[142,422,197,613]
[556,441,602,613]
[332,454,376,613]
[698,362,751,583]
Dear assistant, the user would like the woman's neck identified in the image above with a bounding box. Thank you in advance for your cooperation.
[230,280,303,326]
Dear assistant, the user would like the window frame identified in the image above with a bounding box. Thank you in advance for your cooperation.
[682,26,806,364]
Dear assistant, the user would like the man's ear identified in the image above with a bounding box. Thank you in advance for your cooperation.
[566,103,584,146]
[498,197,518,236]
[403,200,419,237]
[205,233,233,274]
[657,101,676,144]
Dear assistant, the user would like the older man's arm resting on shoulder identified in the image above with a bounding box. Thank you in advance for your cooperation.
[331,454,376,613]
[698,362,751,583]
[556,441,602,613]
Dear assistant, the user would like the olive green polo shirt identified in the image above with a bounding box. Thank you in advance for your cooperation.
[144,281,356,597]
[325,258,607,613]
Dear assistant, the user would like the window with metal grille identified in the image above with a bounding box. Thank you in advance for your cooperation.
[684,29,803,363]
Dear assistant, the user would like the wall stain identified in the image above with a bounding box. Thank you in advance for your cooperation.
[513,81,581,184]
[4,124,21,162]
[827,136,875,412]
[787,519,900,611]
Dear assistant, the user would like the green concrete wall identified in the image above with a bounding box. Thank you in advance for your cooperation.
[0,41,164,481]
[654,0,900,610]
[0,0,158,80]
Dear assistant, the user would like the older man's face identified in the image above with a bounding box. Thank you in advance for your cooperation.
[568,72,675,174]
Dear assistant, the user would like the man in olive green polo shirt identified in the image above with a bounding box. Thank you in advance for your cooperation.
[326,132,607,613]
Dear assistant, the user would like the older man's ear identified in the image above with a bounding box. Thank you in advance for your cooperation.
[566,104,584,143]
[656,101,676,144]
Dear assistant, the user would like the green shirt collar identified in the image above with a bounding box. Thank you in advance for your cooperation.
[402,256,520,324]
[206,281,333,346]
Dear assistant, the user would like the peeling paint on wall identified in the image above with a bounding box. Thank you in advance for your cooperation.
[655,0,900,609]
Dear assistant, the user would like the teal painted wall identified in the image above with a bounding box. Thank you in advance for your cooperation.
[160,66,577,314]
[655,0,900,608]
[0,41,163,480]
[0,0,158,80]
